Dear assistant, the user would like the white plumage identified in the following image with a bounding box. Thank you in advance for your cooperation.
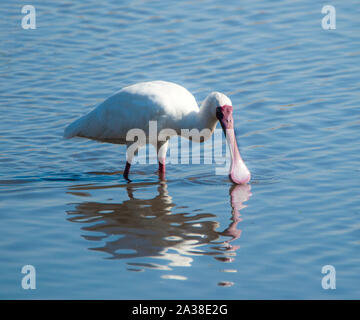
[65,81,198,141]
[64,80,250,184]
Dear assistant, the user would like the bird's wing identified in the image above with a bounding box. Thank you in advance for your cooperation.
[64,81,199,143]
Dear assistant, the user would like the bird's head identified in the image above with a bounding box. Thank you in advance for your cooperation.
[204,92,251,185]
[203,92,233,118]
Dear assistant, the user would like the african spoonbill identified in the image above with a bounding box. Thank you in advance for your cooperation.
[64,81,250,184]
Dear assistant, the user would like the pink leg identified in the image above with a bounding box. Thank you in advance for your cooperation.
[158,158,166,179]
[123,161,131,182]
[158,159,166,173]
[157,141,168,179]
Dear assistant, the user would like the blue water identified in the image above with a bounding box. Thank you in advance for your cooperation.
[0,0,359,299]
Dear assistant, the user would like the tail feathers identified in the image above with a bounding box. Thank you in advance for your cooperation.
[64,116,85,139]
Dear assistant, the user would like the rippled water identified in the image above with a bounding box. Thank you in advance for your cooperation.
[1,0,359,299]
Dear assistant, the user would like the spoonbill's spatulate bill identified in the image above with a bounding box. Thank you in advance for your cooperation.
[64,81,250,184]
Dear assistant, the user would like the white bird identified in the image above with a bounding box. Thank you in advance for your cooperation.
[64,80,250,184]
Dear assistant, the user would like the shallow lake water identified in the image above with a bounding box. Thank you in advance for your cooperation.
[0,0,359,299]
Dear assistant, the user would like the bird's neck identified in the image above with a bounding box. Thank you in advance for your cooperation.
[179,106,218,141]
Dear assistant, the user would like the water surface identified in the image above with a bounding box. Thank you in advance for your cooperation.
[0,0,359,299]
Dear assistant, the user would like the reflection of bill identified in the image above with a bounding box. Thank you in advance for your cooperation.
[66,180,252,272]
[219,184,252,252]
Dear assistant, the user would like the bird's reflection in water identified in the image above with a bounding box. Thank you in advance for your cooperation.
[66,181,251,273]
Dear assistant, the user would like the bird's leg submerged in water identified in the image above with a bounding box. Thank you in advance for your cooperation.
[124,144,139,182]
[158,158,166,180]
[157,140,168,179]
[123,141,168,181]
[123,161,132,182]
